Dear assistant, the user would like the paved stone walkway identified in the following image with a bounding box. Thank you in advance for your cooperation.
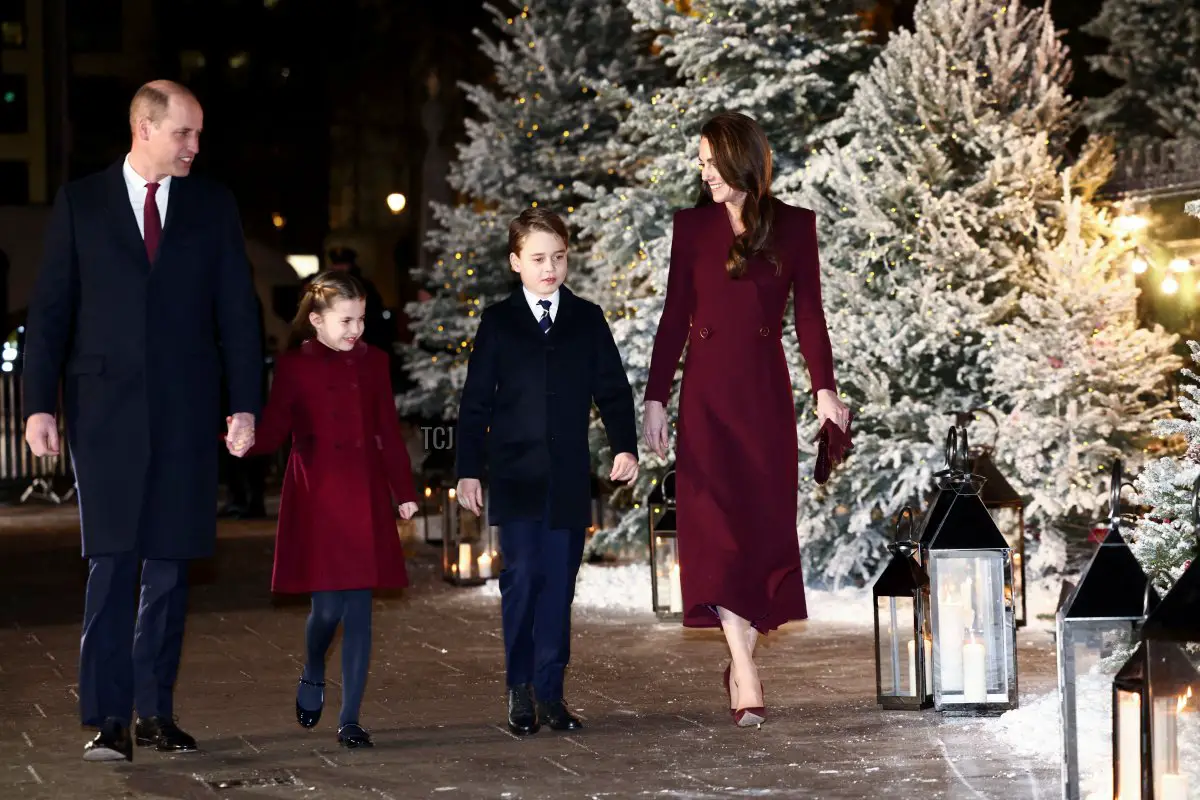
[0,502,1061,799]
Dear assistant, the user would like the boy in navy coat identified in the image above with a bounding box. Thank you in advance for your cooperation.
[456,208,638,736]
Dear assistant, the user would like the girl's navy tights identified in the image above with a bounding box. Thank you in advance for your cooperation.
[297,589,372,727]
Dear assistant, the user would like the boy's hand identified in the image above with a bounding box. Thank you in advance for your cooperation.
[398,502,418,520]
[457,478,484,516]
[610,452,638,483]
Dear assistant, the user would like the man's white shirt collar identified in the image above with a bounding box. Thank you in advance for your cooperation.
[122,155,172,238]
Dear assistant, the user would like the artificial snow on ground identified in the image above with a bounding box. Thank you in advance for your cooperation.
[475,561,878,624]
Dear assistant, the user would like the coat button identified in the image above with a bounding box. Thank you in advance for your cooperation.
[759,326,770,337]
[699,327,710,339]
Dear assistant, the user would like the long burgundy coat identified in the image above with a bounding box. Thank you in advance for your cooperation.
[646,198,837,633]
[249,340,417,594]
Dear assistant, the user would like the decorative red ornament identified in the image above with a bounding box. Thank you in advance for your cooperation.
[1049,356,1064,368]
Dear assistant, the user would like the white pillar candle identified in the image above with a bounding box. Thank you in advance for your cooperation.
[962,638,987,703]
[668,562,684,614]
[1117,693,1142,800]
[458,543,472,578]
[938,599,964,692]
[1160,773,1189,800]
[477,552,493,579]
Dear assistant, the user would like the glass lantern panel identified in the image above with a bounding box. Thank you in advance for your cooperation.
[1152,682,1198,799]
[1059,620,1138,799]
[929,550,1012,705]
[1114,688,1143,800]
[991,507,1024,611]
[653,534,683,614]
[875,595,926,698]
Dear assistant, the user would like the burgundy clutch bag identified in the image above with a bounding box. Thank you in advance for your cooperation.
[814,417,853,485]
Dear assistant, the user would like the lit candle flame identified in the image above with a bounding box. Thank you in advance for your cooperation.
[1180,686,1194,714]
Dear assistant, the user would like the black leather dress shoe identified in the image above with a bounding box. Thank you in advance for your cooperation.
[507,684,540,736]
[337,723,373,748]
[83,718,132,762]
[134,717,198,752]
[537,699,583,731]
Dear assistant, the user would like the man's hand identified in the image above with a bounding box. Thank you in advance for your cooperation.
[226,412,256,457]
[25,413,60,457]
[457,478,484,516]
[610,452,638,483]
[398,502,418,520]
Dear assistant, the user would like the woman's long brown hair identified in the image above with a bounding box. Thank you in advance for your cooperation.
[698,112,779,278]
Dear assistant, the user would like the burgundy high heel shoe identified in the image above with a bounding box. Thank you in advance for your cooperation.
[732,677,766,728]
[723,664,733,718]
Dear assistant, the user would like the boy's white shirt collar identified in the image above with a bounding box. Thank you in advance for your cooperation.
[522,285,559,322]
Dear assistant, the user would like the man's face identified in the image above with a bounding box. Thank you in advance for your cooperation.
[140,96,203,179]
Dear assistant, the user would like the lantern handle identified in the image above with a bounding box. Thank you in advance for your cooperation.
[895,506,916,544]
[955,407,999,452]
[1108,458,1124,524]
[943,427,964,472]
[1192,473,1200,525]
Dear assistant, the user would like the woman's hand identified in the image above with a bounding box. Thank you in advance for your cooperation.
[398,502,418,520]
[816,389,851,432]
[643,401,670,459]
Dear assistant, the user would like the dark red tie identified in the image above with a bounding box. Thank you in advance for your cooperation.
[144,182,162,262]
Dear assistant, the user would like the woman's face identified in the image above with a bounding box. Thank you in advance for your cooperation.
[698,136,745,206]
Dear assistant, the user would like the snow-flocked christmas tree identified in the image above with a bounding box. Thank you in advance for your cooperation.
[400,1,651,421]
[570,0,876,552]
[1084,0,1200,141]
[798,0,1178,584]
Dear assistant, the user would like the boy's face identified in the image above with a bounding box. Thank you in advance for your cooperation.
[510,230,567,298]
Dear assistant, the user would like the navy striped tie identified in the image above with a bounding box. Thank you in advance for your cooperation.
[538,299,552,334]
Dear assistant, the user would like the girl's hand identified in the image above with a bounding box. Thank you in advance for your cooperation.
[816,389,851,432]
[643,401,670,459]
[398,502,418,520]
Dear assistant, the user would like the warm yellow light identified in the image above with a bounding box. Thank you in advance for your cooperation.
[1161,275,1180,295]
[271,212,286,229]
[1131,257,1149,274]
[1114,214,1149,235]
[1169,257,1192,273]
[386,193,407,214]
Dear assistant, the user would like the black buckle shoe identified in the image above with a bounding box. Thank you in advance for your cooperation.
[337,723,373,748]
[83,718,132,762]
[537,699,583,731]
[506,684,540,736]
[133,717,198,753]
[296,677,325,729]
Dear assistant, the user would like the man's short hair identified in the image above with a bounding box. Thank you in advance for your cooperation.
[129,80,197,130]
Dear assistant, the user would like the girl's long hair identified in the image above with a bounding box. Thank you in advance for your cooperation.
[288,270,366,350]
[698,112,780,278]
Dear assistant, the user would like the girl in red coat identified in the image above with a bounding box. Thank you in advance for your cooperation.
[227,271,418,748]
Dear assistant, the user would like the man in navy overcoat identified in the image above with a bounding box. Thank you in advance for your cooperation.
[22,80,262,761]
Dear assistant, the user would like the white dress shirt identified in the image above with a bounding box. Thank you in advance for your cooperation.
[122,155,171,238]
[522,286,559,324]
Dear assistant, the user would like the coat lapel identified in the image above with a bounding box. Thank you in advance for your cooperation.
[108,161,150,270]
[507,288,546,340]
[547,285,577,341]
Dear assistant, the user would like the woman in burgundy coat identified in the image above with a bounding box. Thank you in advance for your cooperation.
[643,113,851,727]
[232,271,419,748]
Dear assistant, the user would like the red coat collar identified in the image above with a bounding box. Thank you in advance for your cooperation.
[299,337,368,362]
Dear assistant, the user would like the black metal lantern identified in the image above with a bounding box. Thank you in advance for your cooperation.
[441,486,500,587]
[1111,561,1200,800]
[957,409,1028,628]
[419,446,456,545]
[917,426,1019,716]
[873,507,933,710]
[648,469,683,621]
[1057,459,1159,800]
